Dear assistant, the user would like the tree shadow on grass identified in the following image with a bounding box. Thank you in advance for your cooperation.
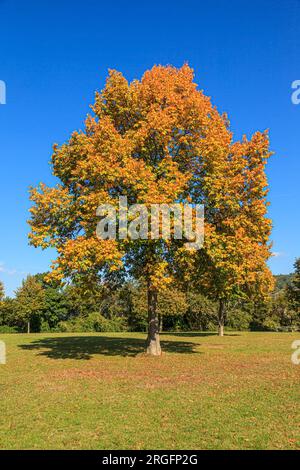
[19,335,200,360]
[168,332,241,338]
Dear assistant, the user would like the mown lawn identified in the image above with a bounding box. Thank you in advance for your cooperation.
[0,331,299,449]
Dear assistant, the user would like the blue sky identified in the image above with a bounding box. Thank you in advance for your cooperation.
[0,0,299,296]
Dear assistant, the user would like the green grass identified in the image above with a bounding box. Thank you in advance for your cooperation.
[0,331,299,449]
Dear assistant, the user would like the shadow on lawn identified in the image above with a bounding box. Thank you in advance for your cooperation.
[169,332,241,338]
[19,335,200,360]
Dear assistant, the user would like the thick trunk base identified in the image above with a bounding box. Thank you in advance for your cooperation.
[146,283,161,356]
[146,335,162,356]
[218,324,224,337]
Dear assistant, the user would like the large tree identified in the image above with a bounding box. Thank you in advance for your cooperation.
[29,65,216,354]
[29,64,273,347]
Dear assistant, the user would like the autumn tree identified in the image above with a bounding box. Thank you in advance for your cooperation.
[29,65,216,355]
[189,124,274,335]
[29,64,273,346]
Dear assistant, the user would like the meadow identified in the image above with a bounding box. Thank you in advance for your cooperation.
[0,331,299,450]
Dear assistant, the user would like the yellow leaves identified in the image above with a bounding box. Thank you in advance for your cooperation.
[49,236,124,282]
[52,131,89,185]
[148,260,173,291]
[29,184,76,249]
[199,121,273,299]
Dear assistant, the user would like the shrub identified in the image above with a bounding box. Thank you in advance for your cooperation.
[40,320,51,332]
[262,318,281,331]
[57,313,127,333]
[227,308,252,330]
[0,325,19,333]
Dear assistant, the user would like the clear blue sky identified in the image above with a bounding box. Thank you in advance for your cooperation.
[0,0,299,296]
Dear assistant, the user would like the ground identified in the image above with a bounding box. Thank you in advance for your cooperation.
[0,331,299,450]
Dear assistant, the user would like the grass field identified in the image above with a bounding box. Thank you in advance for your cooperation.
[0,331,299,450]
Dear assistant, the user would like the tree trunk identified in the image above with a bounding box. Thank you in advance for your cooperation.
[218,299,225,337]
[146,284,161,356]
[27,321,30,334]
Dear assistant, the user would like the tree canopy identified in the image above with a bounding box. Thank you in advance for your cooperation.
[28,64,274,352]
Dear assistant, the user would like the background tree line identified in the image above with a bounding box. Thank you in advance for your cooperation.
[0,258,299,333]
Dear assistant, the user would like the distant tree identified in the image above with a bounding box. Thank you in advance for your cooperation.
[15,275,45,333]
[226,302,252,331]
[32,273,69,329]
[287,258,300,312]
[248,295,271,331]
[122,281,148,332]
[0,281,4,301]
[274,273,293,292]
[184,293,217,331]
[270,290,299,331]
[157,288,187,331]
[120,282,188,332]
[0,297,17,326]
[64,282,104,318]
[98,270,129,321]
[100,286,128,321]
[248,287,299,332]
[42,287,68,330]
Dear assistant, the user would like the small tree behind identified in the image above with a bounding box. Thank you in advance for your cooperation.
[186,123,274,335]
[0,281,4,302]
[15,275,45,333]
[287,258,300,313]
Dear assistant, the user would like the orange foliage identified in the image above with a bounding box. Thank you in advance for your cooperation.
[29,64,273,301]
